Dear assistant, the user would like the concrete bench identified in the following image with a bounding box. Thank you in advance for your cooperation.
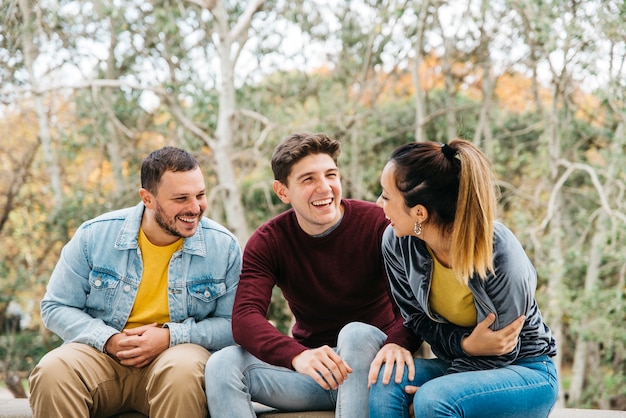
[2,399,625,417]
[255,409,626,417]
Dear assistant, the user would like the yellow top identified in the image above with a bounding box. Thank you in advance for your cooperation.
[427,247,477,328]
[125,229,181,329]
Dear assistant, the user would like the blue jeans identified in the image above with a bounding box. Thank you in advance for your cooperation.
[369,355,558,418]
[205,322,387,418]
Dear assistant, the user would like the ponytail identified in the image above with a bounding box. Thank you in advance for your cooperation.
[448,139,496,283]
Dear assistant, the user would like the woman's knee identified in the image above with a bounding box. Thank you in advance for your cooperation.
[412,383,454,415]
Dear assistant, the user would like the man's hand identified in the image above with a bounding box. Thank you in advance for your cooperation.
[405,385,419,418]
[104,323,170,368]
[367,343,415,387]
[462,313,525,356]
[291,346,352,390]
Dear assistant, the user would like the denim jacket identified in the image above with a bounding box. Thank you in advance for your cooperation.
[382,222,556,374]
[41,202,242,354]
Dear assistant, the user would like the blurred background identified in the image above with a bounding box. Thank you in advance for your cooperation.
[1,0,625,410]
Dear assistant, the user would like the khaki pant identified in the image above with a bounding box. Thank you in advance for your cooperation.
[29,342,210,418]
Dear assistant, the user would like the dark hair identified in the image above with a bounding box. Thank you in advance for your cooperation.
[390,141,459,228]
[389,138,496,282]
[141,146,199,194]
[271,132,341,185]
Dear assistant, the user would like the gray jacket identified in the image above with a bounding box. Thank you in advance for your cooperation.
[382,222,556,374]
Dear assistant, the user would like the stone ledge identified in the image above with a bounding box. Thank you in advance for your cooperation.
[2,399,624,417]
[256,408,626,417]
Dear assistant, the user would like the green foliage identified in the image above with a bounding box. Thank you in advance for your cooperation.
[0,330,62,373]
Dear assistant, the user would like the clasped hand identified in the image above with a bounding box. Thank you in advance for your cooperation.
[104,323,171,368]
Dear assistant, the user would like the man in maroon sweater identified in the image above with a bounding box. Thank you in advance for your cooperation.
[205,132,421,417]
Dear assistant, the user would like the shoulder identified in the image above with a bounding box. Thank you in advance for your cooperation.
[493,222,527,258]
[343,199,387,223]
[492,221,535,276]
[199,217,239,246]
[77,206,136,234]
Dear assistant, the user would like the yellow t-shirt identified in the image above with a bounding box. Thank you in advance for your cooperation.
[125,229,182,329]
[427,247,477,328]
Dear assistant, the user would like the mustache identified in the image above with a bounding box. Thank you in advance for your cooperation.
[178,212,201,218]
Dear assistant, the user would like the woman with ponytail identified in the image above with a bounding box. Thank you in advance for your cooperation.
[369,139,558,418]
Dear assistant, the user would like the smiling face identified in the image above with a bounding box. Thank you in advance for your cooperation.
[376,161,416,237]
[140,167,207,246]
[274,153,343,236]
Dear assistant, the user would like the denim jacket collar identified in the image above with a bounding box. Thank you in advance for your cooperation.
[114,202,207,257]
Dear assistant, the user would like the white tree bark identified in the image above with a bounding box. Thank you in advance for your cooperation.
[17,0,63,210]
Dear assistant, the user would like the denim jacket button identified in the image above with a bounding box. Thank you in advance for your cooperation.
[124,285,131,292]
[95,279,102,287]
[204,289,211,298]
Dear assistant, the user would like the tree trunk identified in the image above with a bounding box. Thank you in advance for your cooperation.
[568,217,606,402]
[208,0,268,245]
[17,0,63,210]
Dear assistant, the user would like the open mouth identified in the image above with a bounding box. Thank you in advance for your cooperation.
[177,215,198,225]
[312,198,333,207]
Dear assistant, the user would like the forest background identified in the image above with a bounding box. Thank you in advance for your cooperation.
[1,0,625,411]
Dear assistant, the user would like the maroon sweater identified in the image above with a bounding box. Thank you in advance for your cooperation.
[232,199,421,369]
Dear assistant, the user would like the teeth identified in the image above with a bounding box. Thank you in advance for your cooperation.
[312,198,332,206]
[178,216,196,223]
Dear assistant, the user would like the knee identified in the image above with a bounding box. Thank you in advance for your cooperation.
[155,344,209,385]
[205,345,245,382]
[337,322,385,354]
[412,384,448,415]
[29,348,75,390]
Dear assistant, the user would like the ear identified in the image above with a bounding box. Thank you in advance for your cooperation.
[412,204,429,224]
[273,180,290,204]
[139,188,154,208]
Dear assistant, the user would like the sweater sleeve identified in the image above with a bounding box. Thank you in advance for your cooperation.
[231,229,307,369]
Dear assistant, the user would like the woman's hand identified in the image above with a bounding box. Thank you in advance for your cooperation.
[462,313,525,356]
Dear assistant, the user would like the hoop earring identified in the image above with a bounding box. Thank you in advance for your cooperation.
[413,220,422,236]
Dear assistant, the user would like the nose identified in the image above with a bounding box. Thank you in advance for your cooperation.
[376,195,383,207]
[192,196,206,214]
[316,178,332,192]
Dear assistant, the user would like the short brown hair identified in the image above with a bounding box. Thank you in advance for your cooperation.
[141,146,199,194]
[271,133,341,185]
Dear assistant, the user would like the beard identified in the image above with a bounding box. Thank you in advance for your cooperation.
[153,201,200,239]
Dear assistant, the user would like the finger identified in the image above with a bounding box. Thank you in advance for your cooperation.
[367,358,383,387]
[321,359,348,387]
[117,335,141,348]
[405,353,416,382]
[392,358,405,384]
[314,367,336,390]
[321,349,351,382]
[480,312,496,329]
[404,385,419,394]
[124,323,158,336]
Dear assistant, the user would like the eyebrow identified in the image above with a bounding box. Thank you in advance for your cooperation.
[171,189,206,198]
[295,168,338,182]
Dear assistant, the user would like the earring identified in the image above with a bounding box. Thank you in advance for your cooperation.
[413,220,422,236]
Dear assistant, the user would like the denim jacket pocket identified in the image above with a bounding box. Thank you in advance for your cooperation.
[86,270,121,315]
[187,278,227,317]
